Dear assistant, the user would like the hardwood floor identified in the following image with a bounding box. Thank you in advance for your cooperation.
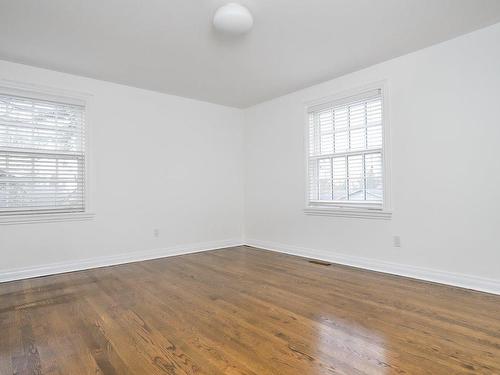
[1,246,500,374]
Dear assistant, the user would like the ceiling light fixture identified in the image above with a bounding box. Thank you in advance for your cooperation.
[213,3,253,35]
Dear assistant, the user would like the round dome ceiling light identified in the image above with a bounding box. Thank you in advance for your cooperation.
[213,3,253,35]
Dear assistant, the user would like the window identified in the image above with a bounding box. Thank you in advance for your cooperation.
[0,90,89,220]
[305,85,391,218]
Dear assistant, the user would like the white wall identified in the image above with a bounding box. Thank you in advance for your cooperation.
[2,23,500,292]
[0,60,244,277]
[244,23,500,287]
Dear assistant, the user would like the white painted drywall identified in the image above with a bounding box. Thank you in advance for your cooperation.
[244,23,500,282]
[2,23,500,291]
[0,60,244,274]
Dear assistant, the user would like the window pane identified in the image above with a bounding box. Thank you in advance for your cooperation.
[308,113,316,156]
[332,157,347,200]
[366,99,382,126]
[348,155,364,200]
[334,131,348,152]
[367,125,382,149]
[334,107,348,131]
[318,158,332,200]
[0,152,84,211]
[365,153,383,202]
[349,103,365,129]
[350,128,365,150]
[319,110,333,154]
[0,95,84,153]
[308,158,318,200]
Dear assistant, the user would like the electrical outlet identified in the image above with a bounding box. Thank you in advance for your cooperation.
[393,235,401,247]
[153,228,160,238]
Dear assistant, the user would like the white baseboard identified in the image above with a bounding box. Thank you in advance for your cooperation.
[0,238,243,283]
[3,237,500,296]
[245,239,500,296]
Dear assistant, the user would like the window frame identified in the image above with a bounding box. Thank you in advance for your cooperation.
[303,80,392,219]
[0,80,94,224]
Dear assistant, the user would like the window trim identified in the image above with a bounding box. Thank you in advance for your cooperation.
[303,80,392,219]
[0,79,95,224]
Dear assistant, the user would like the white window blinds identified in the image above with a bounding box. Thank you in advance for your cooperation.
[307,89,384,208]
[0,93,86,215]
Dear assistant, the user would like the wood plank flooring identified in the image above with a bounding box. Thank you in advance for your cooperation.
[1,246,500,374]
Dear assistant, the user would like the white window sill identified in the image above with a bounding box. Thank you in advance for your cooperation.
[304,206,392,220]
[0,212,95,225]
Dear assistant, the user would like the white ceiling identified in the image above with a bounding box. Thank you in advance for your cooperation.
[1,0,500,108]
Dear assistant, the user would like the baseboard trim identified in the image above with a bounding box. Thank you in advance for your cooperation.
[245,239,500,296]
[0,239,243,283]
[3,238,500,296]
